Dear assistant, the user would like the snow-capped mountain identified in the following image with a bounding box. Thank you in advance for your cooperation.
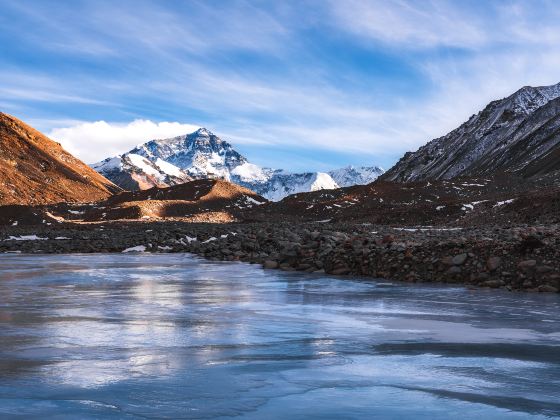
[129,128,247,179]
[328,165,384,187]
[383,82,560,182]
[92,128,384,200]
[92,153,192,191]
[239,170,340,202]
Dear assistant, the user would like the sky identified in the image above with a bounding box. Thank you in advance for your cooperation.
[2,0,560,172]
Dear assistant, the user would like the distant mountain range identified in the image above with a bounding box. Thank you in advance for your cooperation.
[4,81,560,208]
[383,82,560,182]
[92,128,384,200]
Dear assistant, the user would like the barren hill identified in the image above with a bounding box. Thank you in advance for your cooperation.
[82,179,268,222]
[0,112,120,205]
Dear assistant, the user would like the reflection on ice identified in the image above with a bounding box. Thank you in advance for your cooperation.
[0,253,558,419]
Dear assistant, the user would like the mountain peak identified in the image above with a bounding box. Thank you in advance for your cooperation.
[194,127,212,136]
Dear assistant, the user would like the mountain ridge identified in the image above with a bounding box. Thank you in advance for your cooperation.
[382,82,560,182]
[0,112,120,205]
[93,128,384,200]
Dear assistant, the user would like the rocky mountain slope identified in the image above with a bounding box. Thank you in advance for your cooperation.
[383,82,560,182]
[0,112,120,205]
[92,128,384,200]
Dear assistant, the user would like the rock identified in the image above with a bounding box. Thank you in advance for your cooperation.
[447,266,462,274]
[263,260,278,269]
[280,265,295,272]
[486,256,502,271]
[382,234,394,244]
[481,279,504,288]
[536,265,553,274]
[538,284,559,293]
[331,267,350,275]
[474,272,489,282]
[517,260,537,271]
[441,256,454,266]
[452,253,468,265]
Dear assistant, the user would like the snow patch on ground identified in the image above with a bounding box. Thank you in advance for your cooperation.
[5,235,47,241]
[122,245,147,253]
[494,199,515,207]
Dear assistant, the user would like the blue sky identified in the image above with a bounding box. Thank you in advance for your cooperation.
[2,0,560,171]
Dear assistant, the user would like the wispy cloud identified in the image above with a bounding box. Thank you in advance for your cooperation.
[328,0,488,49]
[3,0,560,170]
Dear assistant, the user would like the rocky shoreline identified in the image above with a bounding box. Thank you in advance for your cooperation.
[1,221,559,293]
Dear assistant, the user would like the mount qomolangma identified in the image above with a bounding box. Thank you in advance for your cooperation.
[92,128,384,200]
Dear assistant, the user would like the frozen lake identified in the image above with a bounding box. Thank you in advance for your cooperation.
[0,253,559,419]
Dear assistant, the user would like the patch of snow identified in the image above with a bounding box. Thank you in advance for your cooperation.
[5,235,47,241]
[154,158,183,177]
[122,245,147,253]
[127,154,162,177]
[393,227,462,232]
[245,196,265,205]
[91,156,122,172]
[494,199,515,207]
[328,165,384,187]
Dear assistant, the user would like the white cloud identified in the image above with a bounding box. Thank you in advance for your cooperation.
[48,120,200,164]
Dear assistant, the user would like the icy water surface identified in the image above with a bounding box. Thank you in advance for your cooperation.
[0,254,559,419]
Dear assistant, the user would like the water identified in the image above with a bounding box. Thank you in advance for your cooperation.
[0,254,559,419]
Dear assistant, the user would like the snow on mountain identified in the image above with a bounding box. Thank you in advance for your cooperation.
[92,153,191,191]
[328,165,384,187]
[239,171,340,202]
[129,128,246,180]
[92,128,383,200]
[383,82,560,182]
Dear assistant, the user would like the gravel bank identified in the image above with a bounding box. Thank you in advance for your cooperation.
[1,221,559,293]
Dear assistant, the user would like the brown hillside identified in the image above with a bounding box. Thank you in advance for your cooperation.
[82,179,268,222]
[0,112,121,205]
